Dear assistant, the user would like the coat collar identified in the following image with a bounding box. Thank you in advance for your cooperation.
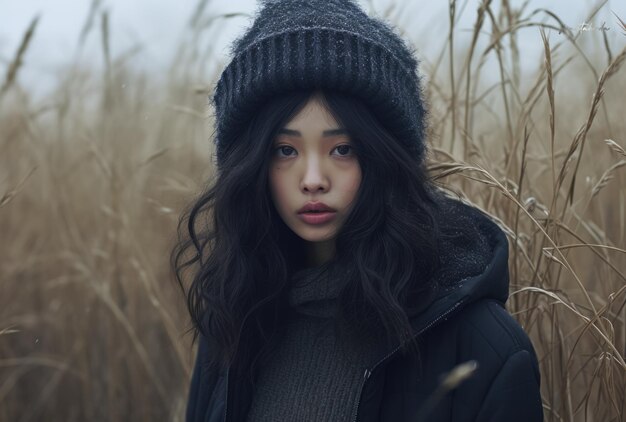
[409,194,510,334]
[367,194,511,369]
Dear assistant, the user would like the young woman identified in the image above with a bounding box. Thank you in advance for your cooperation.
[172,1,543,421]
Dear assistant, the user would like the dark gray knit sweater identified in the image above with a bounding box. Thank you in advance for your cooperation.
[245,262,384,421]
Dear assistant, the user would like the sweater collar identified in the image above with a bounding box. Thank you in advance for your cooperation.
[287,260,346,318]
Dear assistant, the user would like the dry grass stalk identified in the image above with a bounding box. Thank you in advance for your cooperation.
[463,0,491,158]
[613,11,626,35]
[0,326,20,336]
[415,360,479,421]
[0,15,39,99]
[540,28,556,192]
[77,0,103,50]
[604,139,626,157]
[562,46,626,210]
[590,160,626,199]
[448,0,457,153]
[0,166,37,208]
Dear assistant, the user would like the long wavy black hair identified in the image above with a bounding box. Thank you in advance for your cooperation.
[171,88,449,377]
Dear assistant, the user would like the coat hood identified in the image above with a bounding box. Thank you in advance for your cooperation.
[407,192,511,336]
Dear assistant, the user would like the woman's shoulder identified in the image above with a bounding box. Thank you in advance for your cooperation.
[452,298,538,365]
[436,298,539,380]
[382,298,543,420]
[418,298,542,419]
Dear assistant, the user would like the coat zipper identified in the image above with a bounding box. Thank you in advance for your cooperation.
[350,297,467,422]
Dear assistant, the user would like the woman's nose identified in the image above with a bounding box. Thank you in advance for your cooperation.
[301,157,328,192]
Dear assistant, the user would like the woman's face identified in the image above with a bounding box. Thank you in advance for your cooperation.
[268,94,362,252]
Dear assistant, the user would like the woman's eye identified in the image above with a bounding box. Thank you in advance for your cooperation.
[333,145,354,157]
[274,146,296,157]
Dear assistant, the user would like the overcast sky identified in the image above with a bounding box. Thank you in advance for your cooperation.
[1,0,625,96]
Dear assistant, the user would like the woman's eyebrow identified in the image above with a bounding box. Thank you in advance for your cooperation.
[277,128,348,137]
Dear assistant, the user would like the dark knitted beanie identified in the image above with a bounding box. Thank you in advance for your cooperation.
[210,0,429,169]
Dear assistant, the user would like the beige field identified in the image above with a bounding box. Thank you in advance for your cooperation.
[1,1,625,421]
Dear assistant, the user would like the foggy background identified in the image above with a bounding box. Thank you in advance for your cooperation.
[2,0,625,97]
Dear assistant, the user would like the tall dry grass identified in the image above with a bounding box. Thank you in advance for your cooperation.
[0,0,625,421]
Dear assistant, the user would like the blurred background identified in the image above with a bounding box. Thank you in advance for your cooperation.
[1,0,625,421]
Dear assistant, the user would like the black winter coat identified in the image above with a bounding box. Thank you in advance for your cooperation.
[185,196,544,422]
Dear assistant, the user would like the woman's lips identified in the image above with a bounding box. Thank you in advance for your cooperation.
[297,211,337,225]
